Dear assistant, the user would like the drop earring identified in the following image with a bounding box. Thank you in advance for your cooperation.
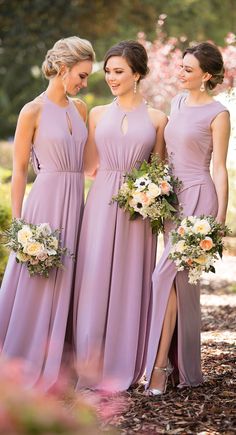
[134,80,137,94]
[200,81,205,92]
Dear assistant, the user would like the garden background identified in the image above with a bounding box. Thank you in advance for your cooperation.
[0,1,235,434]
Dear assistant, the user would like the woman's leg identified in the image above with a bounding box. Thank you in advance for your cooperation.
[149,284,177,391]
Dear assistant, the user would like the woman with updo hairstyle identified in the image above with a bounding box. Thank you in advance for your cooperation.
[73,40,167,392]
[0,36,95,390]
[145,42,230,395]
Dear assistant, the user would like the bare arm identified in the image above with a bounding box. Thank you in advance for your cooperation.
[11,104,38,218]
[212,110,230,224]
[148,108,168,160]
[83,106,105,177]
[73,98,88,122]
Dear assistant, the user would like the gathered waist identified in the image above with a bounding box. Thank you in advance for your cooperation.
[98,167,133,173]
[38,169,83,174]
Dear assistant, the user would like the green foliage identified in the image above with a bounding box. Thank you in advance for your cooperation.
[0,0,236,137]
[226,167,236,236]
[0,166,12,183]
[0,203,11,283]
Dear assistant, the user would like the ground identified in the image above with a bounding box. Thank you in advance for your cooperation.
[90,256,236,435]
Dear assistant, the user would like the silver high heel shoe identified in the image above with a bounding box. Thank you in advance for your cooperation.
[146,364,175,396]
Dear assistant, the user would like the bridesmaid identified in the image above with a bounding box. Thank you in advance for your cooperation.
[146,42,230,395]
[74,40,167,392]
[0,36,95,390]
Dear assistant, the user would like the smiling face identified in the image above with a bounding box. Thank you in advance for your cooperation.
[104,56,139,96]
[178,53,210,91]
[62,60,93,95]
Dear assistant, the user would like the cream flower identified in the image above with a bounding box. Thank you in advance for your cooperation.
[23,241,45,257]
[194,255,208,265]
[50,236,59,250]
[174,240,186,253]
[16,252,29,262]
[119,182,130,195]
[147,182,162,199]
[193,219,211,235]
[17,226,33,246]
[37,223,52,236]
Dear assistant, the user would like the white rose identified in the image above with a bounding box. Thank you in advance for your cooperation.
[17,226,33,246]
[23,241,45,257]
[147,183,162,199]
[47,248,57,256]
[193,219,211,235]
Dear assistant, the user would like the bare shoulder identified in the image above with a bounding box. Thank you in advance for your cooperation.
[72,98,87,121]
[147,106,168,129]
[89,103,112,126]
[18,96,43,124]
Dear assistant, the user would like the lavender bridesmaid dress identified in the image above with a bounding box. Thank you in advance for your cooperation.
[0,94,87,390]
[74,100,157,391]
[146,93,229,388]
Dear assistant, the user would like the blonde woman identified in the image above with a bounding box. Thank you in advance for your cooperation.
[0,36,95,390]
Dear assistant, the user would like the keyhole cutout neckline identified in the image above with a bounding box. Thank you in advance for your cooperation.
[115,98,146,113]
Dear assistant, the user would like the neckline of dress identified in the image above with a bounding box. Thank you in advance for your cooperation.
[183,94,217,108]
[114,98,146,113]
[44,92,71,109]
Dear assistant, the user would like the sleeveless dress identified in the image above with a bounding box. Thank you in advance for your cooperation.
[0,94,87,390]
[146,93,229,388]
[74,100,157,392]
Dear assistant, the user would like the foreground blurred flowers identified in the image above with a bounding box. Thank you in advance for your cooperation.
[0,358,119,434]
[169,215,231,284]
[0,219,73,278]
[112,154,180,235]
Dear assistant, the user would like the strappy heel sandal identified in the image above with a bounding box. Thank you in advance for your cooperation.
[146,365,175,396]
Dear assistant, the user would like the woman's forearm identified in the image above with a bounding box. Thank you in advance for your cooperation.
[213,166,228,223]
[11,170,28,218]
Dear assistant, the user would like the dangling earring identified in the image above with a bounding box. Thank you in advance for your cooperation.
[200,81,205,92]
[61,72,68,95]
[134,80,137,94]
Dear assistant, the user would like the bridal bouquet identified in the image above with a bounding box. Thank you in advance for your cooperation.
[1,219,71,278]
[169,215,231,284]
[112,154,181,234]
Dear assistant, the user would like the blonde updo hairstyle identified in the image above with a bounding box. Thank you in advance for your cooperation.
[42,36,95,80]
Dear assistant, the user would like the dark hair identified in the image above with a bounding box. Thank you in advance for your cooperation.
[183,42,224,90]
[103,40,149,81]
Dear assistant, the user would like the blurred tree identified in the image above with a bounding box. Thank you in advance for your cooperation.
[0,0,235,137]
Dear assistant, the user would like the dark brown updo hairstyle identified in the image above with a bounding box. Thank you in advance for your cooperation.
[103,40,149,82]
[183,42,224,90]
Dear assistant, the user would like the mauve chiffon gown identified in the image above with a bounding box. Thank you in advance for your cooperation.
[0,94,87,390]
[74,100,157,391]
[146,93,229,388]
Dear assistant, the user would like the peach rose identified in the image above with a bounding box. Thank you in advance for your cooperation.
[177,226,185,236]
[199,237,214,251]
[186,258,193,266]
[160,180,171,195]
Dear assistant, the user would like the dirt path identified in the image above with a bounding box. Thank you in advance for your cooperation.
[97,257,236,434]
